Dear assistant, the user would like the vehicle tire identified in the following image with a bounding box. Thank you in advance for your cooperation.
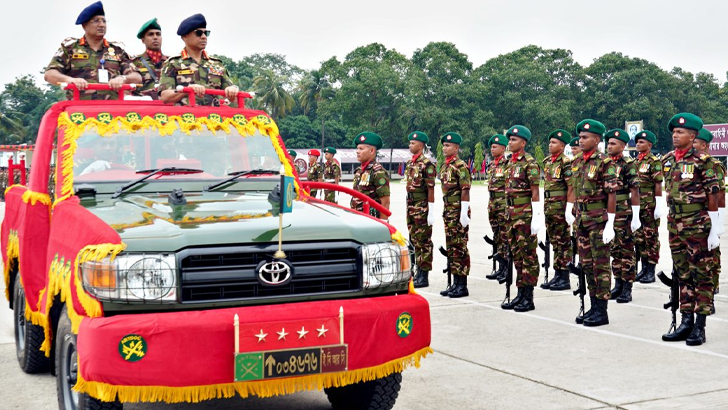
[324,372,402,410]
[56,306,123,410]
[14,274,50,374]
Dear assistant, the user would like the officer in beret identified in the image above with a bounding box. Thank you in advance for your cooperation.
[405,132,436,288]
[604,129,641,304]
[307,149,323,198]
[540,129,573,291]
[351,132,390,219]
[569,137,582,158]
[288,149,298,159]
[44,1,141,100]
[661,113,721,346]
[131,18,168,100]
[159,13,238,106]
[566,119,618,326]
[634,130,665,284]
[438,132,471,298]
[485,134,510,282]
[323,147,341,203]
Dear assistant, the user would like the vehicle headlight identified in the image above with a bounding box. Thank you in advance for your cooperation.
[361,241,413,289]
[80,253,177,303]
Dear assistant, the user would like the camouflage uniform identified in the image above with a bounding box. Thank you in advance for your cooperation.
[542,153,573,271]
[709,159,725,291]
[405,154,436,272]
[158,49,234,106]
[351,161,390,218]
[634,152,663,267]
[662,148,719,315]
[307,162,323,198]
[486,157,509,259]
[506,151,541,287]
[439,156,471,276]
[45,37,138,100]
[323,160,342,203]
[610,156,639,282]
[572,152,618,300]
[0,167,7,201]
[131,51,169,99]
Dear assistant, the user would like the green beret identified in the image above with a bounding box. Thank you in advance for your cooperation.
[576,119,606,136]
[408,131,429,144]
[354,132,383,149]
[137,18,162,39]
[548,129,572,145]
[569,137,580,147]
[635,130,656,145]
[697,128,713,143]
[324,146,337,154]
[489,134,508,147]
[287,149,297,158]
[440,132,462,145]
[668,113,703,132]
[506,125,531,142]
[604,129,630,144]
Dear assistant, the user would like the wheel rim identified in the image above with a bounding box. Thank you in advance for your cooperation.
[61,335,79,410]
[14,285,25,357]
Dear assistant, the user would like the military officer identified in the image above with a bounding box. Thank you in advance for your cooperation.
[288,149,297,160]
[566,119,618,327]
[159,14,238,106]
[44,1,141,100]
[323,147,342,203]
[501,125,543,311]
[306,149,323,198]
[541,129,573,291]
[438,132,471,298]
[405,132,436,288]
[485,134,510,281]
[569,137,582,158]
[131,18,168,100]
[351,132,390,219]
[604,129,642,303]
[661,113,720,346]
[634,130,665,284]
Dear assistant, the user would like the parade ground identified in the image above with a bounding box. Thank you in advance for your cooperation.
[1,181,727,410]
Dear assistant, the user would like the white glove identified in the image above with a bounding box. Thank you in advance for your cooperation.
[565,202,575,226]
[603,213,616,244]
[335,192,339,203]
[427,203,435,226]
[630,205,642,232]
[708,210,721,251]
[530,200,543,236]
[460,201,470,228]
[654,196,666,220]
[718,207,726,237]
[80,160,111,175]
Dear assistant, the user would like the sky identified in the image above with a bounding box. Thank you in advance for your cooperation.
[3,0,727,91]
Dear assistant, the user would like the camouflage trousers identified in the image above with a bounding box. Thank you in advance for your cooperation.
[310,189,320,199]
[508,208,539,288]
[576,221,612,300]
[545,211,571,270]
[668,212,714,315]
[443,203,470,276]
[487,198,508,258]
[324,189,337,204]
[611,209,636,282]
[407,199,433,271]
[712,248,721,292]
[635,206,660,265]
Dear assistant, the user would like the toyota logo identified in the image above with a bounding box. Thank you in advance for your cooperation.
[256,259,293,286]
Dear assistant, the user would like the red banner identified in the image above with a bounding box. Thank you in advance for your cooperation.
[704,123,728,156]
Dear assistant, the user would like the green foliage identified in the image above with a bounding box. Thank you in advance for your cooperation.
[436,141,444,172]
[0,75,63,144]
[534,145,545,164]
[473,142,484,178]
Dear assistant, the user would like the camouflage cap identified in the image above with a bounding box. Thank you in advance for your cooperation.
[137,17,161,39]
[76,1,104,25]
[324,146,337,154]
[604,129,630,144]
[668,112,703,133]
[576,119,606,136]
[441,132,462,145]
[697,128,713,143]
[548,129,572,145]
[635,130,656,145]
[354,132,383,149]
[287,149,297,158]
[489,134,508,147]
[506,125,531,142]
[408,131,429,144]
[177,13,206,36]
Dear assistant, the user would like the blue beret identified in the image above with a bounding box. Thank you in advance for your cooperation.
[177,13,206,36]
[76,1,104,25]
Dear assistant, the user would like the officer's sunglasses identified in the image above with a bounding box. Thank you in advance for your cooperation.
[194,29,211,37]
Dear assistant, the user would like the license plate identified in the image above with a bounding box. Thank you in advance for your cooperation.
[235,345,348,382]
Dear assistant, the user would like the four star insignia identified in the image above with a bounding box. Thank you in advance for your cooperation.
[297,326,309,339]
[277,328,289,341]
[317,325,329,338]
[255,329,267,343]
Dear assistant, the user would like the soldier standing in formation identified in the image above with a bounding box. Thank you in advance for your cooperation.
[634,130,665,283]
[540,129,573,291]
[132,18,168,100]
[566,119,618,326]
[438,132,471,298]
[485,134,510,281]
[569,137,582,158]
[323,147,341,204]
[604,129,642,303]
[351,132,390,219]
[44,1,141,99]
[661,113,721,346]
[405,132,436,288]
[306,149,323,198]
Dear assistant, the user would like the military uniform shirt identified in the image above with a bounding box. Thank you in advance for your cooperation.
[571,151,619,227]
[131,51,169,99]
[542,153,572,216]
[439,157,471,200]
[612,156,639,214]
[351,161,390,216]
[486,157,508,195]
[662,148,719,210]
[635,153,663,208]
[159,49,234,106]
[324,160,341,182]
[405,154,436,198]
[506,151,540,219]
[307,162,323,184]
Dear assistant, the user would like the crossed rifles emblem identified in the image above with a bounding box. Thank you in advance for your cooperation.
[397,315,412,337]
[121,339,145,361]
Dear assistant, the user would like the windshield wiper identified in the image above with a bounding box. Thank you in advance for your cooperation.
[111,167,204,199]
[203,169,279,192]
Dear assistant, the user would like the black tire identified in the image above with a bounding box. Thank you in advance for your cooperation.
[56,306,123,410]
[324,372,402,410]
[14,274,50,373]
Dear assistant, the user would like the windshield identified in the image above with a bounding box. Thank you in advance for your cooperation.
[72,128,282,183]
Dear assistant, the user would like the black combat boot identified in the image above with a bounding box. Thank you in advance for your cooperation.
[549,270,571,291]
[610,278,624,300]
[583,299,609,327]
[514,286,535,312]
[686,314,707,346]
[413,267,429,288]
[486,260,505,280]
[576,296,597,324]
[448,275,469,298]
[501,287,524,310]
[540,271,559,290]
[635,256,647,281]
[440,275,458,296]
[495,264,508,283]
[662,312,694,341]
[616,281,633,303]
[639,263,656,283]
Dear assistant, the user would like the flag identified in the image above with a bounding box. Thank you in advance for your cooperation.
[280,175,295,213]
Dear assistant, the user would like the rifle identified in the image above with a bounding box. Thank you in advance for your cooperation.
[439,246,451,294]
[569,261,585,320]
[538,232,551,285]
[657,265,679,335]
[498,245,514,305]
[571,233,577,265]
[484,235,497,274]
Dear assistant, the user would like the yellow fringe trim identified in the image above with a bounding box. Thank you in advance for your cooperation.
[408,278,417,295]
[4,184,23,196]
[75,346,433,403]
[71,243,127,319]
[21,190,52,206]
[4,230,19,301]
[391,231,406,246]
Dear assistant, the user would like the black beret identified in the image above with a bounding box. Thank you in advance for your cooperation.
[177,13,206,36]
[76,1,104,25]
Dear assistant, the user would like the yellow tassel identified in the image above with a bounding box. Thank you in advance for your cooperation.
[72,243,127,318]
[408,278,417,295]
[4,184,23,196]
[74,346,433,404]
[4,230,19,301]
[391,231,406,246]
[21,190,52,206]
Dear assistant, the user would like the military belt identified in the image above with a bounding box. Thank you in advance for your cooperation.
[544,190,566,198]
[669,203,704,215]
[443,195,461,204]
[407,192,428,201]
[577,201,606,211]
[506,196,531,206]
[489,191,505,198]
